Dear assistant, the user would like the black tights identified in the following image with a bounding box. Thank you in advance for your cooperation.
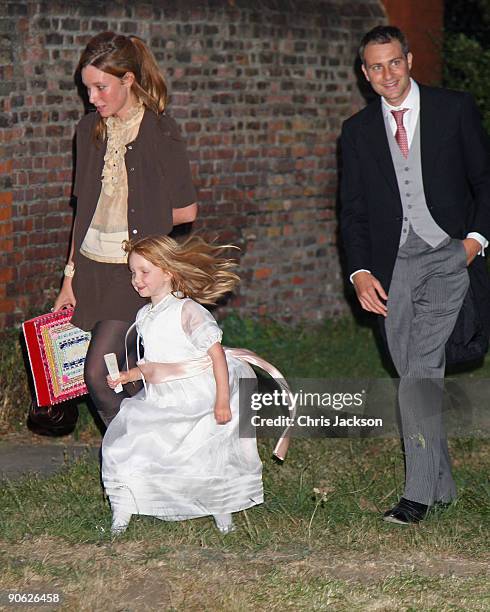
[84,320,139,427]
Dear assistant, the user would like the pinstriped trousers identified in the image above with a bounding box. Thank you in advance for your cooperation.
[385,229,470,505]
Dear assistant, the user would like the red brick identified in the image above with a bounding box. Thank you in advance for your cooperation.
[0,192,13,206]
[0,268,13,282]
[0,206,12,221]
[254,268,272,280]
[0,298,15,313]
[0,160,13,174]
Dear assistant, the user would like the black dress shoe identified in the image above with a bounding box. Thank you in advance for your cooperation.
[383,497,429,525]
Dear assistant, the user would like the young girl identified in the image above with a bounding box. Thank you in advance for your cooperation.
[102,235,291,536]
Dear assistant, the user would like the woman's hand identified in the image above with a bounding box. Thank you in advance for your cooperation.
[214,402,232,424]
[53,278,76,312]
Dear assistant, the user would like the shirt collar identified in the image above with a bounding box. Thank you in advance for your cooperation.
[382,78,419,118]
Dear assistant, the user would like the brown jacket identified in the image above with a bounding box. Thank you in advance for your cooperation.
[73,109,197,257]
[70,109,197,330]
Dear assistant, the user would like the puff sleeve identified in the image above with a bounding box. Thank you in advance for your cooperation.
[181,299,223,353]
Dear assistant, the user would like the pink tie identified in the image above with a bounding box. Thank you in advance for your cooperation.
[391,109,409,158]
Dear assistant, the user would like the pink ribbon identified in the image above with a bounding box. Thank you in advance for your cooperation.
[135,347,294,461]
[137,355,212,383]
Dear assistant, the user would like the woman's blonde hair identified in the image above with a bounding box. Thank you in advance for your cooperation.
[77,31,167,141]
[124,235,240,305]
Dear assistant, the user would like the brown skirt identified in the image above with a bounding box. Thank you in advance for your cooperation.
[71,254,147,332]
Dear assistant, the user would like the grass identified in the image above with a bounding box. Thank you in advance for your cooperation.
[3,437,488,553]
[0,437,488,610]
[1,314,489,610]
[0,328,32,433]
[221,314,390,378]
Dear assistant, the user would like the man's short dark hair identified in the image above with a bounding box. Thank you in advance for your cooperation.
[359,25,409,65]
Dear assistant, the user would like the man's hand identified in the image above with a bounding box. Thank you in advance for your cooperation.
[462,238,481,266]
[352,271,388,317]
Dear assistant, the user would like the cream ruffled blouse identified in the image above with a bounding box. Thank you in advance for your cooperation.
[80,103,145,263]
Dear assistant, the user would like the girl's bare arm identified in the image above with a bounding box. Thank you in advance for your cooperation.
[208,342,231,424]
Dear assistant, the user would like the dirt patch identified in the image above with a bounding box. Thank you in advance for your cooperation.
[0,430,99,446]
[3,537,488,584]
[102,571,172,611]
[2,539,488,611]
[277,550,489,584]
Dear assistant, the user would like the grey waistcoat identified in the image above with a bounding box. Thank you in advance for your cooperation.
[385,116,448,248]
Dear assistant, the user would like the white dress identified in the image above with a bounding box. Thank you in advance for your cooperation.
[101,293,263,520]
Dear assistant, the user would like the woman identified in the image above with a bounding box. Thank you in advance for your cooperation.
[54,32,197,426]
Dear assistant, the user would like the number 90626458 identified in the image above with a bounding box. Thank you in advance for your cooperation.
[1,592,62,606]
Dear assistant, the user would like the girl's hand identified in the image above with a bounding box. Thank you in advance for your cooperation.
[106,371,132,389]
[208,343,232,425]
[214,403,232,425]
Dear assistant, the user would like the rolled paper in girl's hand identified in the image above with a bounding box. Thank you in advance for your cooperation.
[104,353,123,393]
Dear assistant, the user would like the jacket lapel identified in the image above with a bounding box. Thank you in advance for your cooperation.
[361,101,399,194]
[419,84,442,193]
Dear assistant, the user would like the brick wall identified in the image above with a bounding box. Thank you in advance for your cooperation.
[0,0,385,328]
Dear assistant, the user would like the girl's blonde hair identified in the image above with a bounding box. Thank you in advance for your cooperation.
[124,235,240,305]
[77,31,167,141]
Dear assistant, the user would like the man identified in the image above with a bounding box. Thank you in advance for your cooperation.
[340,25,490,524]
